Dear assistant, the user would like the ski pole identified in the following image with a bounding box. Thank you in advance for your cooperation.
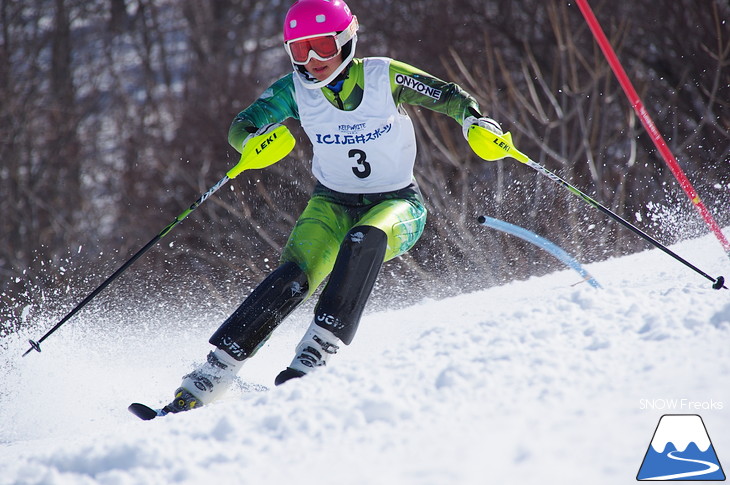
[22,125,296,357]
[467,125,727,291]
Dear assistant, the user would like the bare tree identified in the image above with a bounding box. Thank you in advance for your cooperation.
[3,0,728,335]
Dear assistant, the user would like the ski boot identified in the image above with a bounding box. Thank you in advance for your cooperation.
[275,322,341,385]
[168,348,245,411]
[129,348,244,420]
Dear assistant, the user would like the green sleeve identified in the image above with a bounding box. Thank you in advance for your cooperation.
[388,59,481,124]
[228,74,299,153]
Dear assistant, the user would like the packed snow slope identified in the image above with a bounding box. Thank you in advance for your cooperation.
[2,230,730,485]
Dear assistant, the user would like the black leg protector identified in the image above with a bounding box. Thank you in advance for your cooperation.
[314,225,388,345]
[209,261,309,361]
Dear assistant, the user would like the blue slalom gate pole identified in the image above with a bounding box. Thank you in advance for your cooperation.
[478,215,602,289]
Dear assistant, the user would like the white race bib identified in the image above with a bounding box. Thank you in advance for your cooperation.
[294,57,417,194]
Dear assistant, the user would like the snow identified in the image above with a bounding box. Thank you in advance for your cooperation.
[2,231,730,485]
[650,415,711,453]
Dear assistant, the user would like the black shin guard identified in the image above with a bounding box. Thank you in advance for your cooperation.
[209,261,309,361]
[314,225,388,345]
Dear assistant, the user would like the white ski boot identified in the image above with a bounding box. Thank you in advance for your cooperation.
[275,322,342,385]
[164,348,245,413]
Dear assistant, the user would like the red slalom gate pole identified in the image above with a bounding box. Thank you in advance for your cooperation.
[575,0,730,260]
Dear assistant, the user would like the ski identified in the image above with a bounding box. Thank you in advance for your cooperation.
[129,382,270,421]
[128,402,168,421]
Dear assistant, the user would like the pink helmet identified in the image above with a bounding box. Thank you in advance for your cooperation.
[283,0,356,42]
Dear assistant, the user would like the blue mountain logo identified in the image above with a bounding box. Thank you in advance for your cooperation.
[637,414,725,481]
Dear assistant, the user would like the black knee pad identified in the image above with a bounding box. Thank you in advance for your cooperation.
[314,225,388,345]
[210,261,309,361]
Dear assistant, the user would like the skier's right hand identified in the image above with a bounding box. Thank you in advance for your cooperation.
[462,116,503,141]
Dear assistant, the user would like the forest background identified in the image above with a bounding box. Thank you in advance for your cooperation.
[2,0,729,334]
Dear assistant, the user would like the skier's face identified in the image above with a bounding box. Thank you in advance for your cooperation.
[305,53,343,82]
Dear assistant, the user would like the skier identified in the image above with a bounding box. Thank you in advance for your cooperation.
[157,0,504,415]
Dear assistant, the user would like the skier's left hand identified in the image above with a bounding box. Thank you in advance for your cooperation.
[241,123,282,152]
[462,116,503,140]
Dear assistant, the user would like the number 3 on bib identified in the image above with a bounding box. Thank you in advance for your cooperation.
[349,149,372,179]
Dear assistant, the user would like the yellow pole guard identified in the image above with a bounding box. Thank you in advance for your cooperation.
[467,125,529,164]
[227,125,296,179]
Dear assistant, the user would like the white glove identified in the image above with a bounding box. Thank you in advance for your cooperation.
[241,123,282,151]
[462,115,503,141]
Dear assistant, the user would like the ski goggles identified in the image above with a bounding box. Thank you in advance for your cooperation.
[284,17,358,65]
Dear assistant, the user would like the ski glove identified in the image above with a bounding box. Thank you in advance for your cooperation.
[241,123,282,152]
[462,116,503,140]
